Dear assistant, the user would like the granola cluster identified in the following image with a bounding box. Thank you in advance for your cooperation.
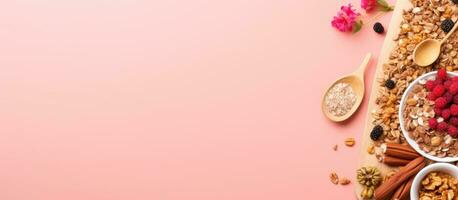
[372,0,458,145]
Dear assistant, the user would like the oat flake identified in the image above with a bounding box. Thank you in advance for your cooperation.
[325,83,357,117]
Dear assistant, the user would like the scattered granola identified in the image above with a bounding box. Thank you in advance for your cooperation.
[419,171,458,200]
[325,83,357,117]
[355,2,458,197]
[345,138,356,147]
[367,145,376,154]
[372,0,458,146]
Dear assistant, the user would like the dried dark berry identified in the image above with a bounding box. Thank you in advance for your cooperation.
[441,19,454,33]
[453,0,458,4]
[385,79,396,89]
[373,22,384,34]
[370,125,383,141]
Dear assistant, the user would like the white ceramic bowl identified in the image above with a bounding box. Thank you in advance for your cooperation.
[411,163,458,199]
[399,71,458,162]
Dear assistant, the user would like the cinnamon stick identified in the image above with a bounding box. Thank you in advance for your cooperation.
[398,177,414,200]
[375,157,425,200]
[384,143,417,154]
[383,156,411,166]
[384,148,420,160]
[391,177,414,200]
[391,180,407,200]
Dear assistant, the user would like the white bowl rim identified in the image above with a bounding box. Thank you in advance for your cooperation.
[399,71,458,162]
[411,163,458,199]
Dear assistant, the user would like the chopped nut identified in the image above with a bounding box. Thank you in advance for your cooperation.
[431,136,442,147]
[384,170,398,183]
[357,167,382,187]
[345,138,355,147]
[333,144,338,151]
[330,172,339,185]
[339,177,351,185]
[437,6,445,12]
[361,186,375,199]
[407,98,418,106]
[367,145,375,154]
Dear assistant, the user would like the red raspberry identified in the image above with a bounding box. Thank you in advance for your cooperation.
[445,92,453,103]
[434,107,443,116]
[450,82,458,95]
[438,122,449,131]
[428,93,438,101]
[436,97,448,108]
[433,85,446,97]
[452,76,458,83]
[434,79,444,87]
[429,118,438,129]
[437,68,448,80]
[450,117,458,126]
[442,109,451,120]
[426,80,435,91]
[449,125,458,137]
[445,80,453,89]
[451,104,458,116]
[454,95,458,104]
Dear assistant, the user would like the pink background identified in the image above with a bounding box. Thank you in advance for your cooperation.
[0,0,394,199]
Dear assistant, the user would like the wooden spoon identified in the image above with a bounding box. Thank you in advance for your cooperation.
[413,20,458,67]
[322,53,371,122]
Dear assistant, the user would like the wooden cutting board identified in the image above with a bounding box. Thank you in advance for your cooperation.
[355,0,413,199]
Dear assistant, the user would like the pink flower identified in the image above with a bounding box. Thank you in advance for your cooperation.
[361,0,377,12]
[331,4,360,32]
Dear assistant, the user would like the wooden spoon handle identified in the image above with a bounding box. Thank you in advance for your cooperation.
[441,20,458,44]
[354,53,372,79]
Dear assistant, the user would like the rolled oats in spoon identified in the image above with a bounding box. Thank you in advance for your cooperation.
[322,53,371,122]
[325,83,357,117]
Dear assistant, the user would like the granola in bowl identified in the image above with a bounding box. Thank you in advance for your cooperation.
[418,171,458,200]
[400,71,458,162]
